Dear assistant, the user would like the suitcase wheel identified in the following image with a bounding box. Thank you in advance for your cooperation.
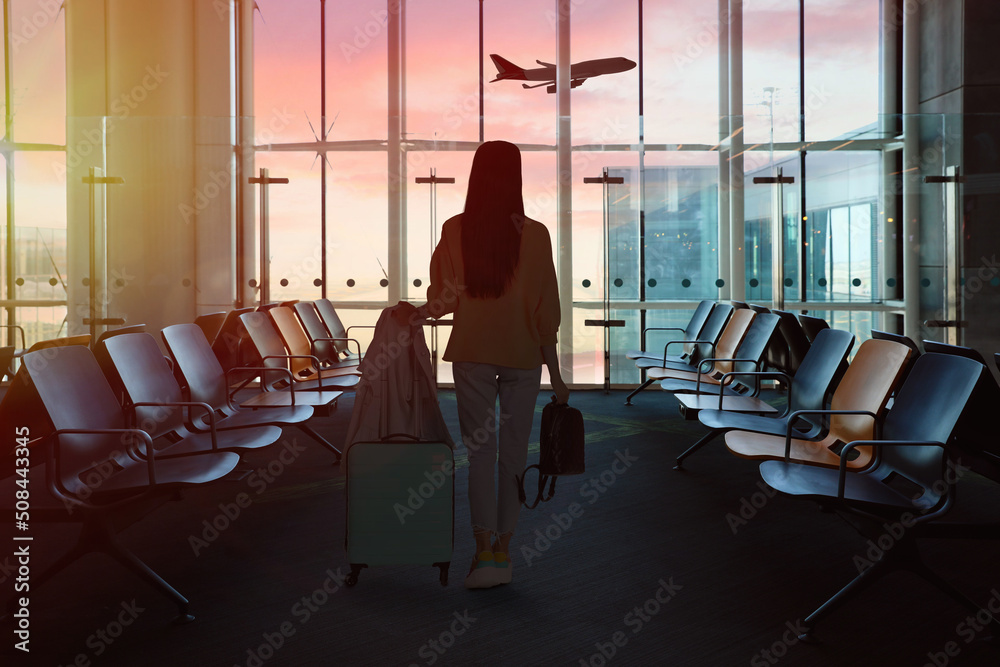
[434,562,450,587]
[346,563,366,587]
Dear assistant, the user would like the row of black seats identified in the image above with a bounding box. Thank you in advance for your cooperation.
[639,303,1000,642]
[0,300,368,624]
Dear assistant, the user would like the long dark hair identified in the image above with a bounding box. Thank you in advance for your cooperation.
[460,141,525,299]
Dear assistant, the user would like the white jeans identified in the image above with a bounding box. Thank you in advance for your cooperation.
[452,361,542,537]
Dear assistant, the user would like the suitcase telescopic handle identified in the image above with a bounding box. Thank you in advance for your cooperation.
[380,432,423,442]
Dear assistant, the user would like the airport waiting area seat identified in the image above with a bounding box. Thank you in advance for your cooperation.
[98,333,283,457]
[798,314,830,343]
[1,323,26,360]
[239,311,359,394]
[210,306,256,375]
[770,309,812,376]
[656,312,779,397]
[626,303,734,405]
[645,308,756,387]
[25,334,90,352]
[0,346,14,384]
[625,300,714,361]
[194,311,227,347]
[672,327,855,470]
[270,306,363,379]
[313,298,369,364]
[724,338,912,470]
[161,322,344,460]
[11,345,240,622]
[293,301,362,369]
[94,324,147,347]
[758,352,996,642]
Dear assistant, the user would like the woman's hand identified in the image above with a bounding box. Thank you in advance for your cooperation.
[392,301,418,326]
[551,376,570,405]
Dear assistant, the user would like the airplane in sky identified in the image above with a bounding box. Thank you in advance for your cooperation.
[490,54,636,93]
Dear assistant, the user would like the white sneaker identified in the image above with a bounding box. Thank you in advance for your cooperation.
[464,551,499,589]
[493,552,512,585]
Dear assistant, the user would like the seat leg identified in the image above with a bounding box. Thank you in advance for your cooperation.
[798,555,888,643]
[799,534,996,644]
[299,424,343,463]
[9,513,194,623]
[99,520,194,624]
[673,429,721,470]
[624,378,655,406]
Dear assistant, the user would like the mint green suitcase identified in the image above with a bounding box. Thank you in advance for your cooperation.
[344,437,453,586]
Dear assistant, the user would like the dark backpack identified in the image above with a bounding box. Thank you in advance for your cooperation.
[518,396,585,509]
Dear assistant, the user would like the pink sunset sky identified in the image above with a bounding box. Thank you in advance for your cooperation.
[250,0,880,302]
[7,0,880,306]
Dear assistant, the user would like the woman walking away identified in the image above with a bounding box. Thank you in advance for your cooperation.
[401,140,569,589]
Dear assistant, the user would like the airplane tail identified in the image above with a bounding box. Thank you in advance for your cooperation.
[489,54,523,81]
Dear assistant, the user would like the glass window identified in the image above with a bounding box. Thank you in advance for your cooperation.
[643,0,720,144]
[743,0,800,145]
[245,0,893,386]
[804,0,880,141]
[325,152,390,303]
[643,155,720,301]
[254,0,321,145]
[254,151,322,303]
[10,0,66,144]
[404,2,480,145]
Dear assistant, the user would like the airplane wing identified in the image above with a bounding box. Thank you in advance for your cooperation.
[536,60,556,68]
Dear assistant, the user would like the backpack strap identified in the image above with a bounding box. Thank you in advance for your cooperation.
[517,464,559,509]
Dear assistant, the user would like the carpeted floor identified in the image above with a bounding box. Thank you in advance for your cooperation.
[4,388,1000,666]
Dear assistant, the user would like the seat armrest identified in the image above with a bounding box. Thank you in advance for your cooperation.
[783,409,880,461]
[640,326,684,351]
[263,353,328,387]
[663,339,715,366]
[717,370,792,408]
[694,358,761,394]
[46,428,159,511]
[226,365,296,399]
[128,401,219,451]
[1,324,26,349]
[310,336,362,360]
[836,440,947,510]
